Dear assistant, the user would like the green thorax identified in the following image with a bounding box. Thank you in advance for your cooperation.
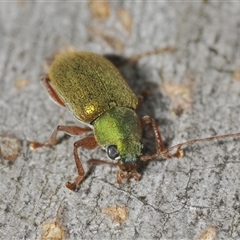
[93,107,142,163]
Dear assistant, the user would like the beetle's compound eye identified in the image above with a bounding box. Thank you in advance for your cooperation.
[107,145,119,160]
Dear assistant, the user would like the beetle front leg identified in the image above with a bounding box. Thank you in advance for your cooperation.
[140,116,183,161]
[66,136,98,191]
[30,125,92,149]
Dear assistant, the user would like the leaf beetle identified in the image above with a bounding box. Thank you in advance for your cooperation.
[31,51,240,191]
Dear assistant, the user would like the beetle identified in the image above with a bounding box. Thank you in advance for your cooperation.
[30,51,240,191]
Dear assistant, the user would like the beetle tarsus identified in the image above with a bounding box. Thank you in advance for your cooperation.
[133,170,141,181]
[66,181,77,191]
[117,169,140,184]
[66,175,85,191]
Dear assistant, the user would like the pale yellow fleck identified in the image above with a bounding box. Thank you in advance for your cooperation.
[14,79,30,90]
[41,222,65,240]
[89,0,110,19]
[233,71,240,81]
[101,205,129,223]
[197,226,217,240]
[118,8,132,34]
[0,136,22,161]
[89,26,125,52]
[161,82,192,115]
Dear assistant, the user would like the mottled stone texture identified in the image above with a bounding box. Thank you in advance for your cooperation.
[0,2,240,239]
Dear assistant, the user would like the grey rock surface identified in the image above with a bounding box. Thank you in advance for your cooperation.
[0,1,240,239]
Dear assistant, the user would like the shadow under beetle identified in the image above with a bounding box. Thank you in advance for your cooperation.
[30,51,240,191]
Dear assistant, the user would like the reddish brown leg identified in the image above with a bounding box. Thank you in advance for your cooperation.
[140,116,182,161]
[66,136,98,191]
[30,125,92,149]
[41,75,66,107]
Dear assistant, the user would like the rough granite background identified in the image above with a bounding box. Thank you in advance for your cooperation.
[0,1,240,240]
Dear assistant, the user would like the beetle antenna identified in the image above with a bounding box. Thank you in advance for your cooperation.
[163,132,240,156]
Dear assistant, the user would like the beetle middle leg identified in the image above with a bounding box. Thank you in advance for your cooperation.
[140,116,183,161]
[30,125,92,149]
[66,136,98,191]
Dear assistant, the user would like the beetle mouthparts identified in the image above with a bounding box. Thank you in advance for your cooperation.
[123,156,138,164]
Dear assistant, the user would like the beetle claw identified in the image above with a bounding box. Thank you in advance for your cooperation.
[133,171,141,181]
[66,181,77,191]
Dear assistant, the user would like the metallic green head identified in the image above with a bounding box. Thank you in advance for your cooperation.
[93,107,143,165]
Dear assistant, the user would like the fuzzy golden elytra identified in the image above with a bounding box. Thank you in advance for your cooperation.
[30,51,240,191]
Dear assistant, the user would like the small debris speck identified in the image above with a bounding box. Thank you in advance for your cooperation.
[41,222,65,240]
[0,136,22,161]
[101,205,129,223]
[197,226,217,240]
[89,0,110,19]
[118,8,132,34]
